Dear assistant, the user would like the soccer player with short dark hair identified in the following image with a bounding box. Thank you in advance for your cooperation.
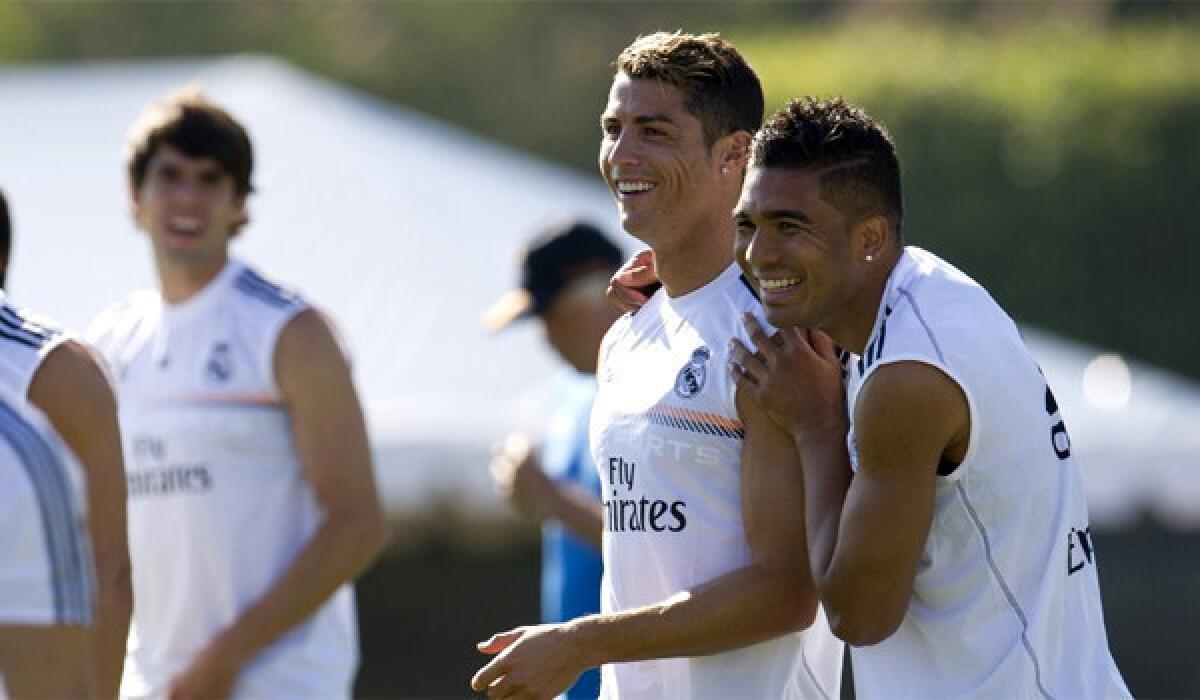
[88,88,387,699]
[729,97,1130,697]
[472,33,843,700]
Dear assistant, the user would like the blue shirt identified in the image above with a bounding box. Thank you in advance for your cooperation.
[539,372,603,699]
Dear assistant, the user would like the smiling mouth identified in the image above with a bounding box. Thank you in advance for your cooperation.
[616,180,655,196]
[166,215,203,238]
[758,277,800,291]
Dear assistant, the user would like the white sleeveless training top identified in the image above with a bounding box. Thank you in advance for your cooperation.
[0,389,91,628]
[844,247,1129,699]
[590,263,843,700]
[0,290,68,398]
[0,294,91,631]
[87,259,357,700]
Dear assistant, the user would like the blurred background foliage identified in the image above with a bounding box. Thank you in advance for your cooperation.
[2,1,1195,379]
[4,2,1198,696]
[743,20,1200,380]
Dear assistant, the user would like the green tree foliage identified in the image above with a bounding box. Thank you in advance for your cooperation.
[736,21,1200,378]
[1,3,1196,376]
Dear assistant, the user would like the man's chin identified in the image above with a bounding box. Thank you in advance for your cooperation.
[618,213,655,245]
[157,244,216,265]
[762,305,806,330]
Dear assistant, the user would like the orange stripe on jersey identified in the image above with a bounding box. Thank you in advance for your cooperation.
[156,392,282,408]
[639,404,745,440]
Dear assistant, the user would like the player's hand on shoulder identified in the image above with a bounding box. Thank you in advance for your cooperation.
[607,248,660,312]
[471,623,587,700]
[730,314,847,443]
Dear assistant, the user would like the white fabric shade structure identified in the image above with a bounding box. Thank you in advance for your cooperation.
[1027,329,1200,531]
[1,56,1195,531]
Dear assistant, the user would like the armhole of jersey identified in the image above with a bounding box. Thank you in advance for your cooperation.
[261,302,310,401]
[860,354,980,483]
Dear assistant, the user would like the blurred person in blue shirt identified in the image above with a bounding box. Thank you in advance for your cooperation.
[483,220,624,700]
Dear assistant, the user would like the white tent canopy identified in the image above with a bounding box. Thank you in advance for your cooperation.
[1,56,1195,530]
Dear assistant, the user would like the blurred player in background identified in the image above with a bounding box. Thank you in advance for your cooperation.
[473,32,842,700]
[0,391,96,698]
[728,97,1129,697]
[87,88,387,699]
[483,219,625,700]
[0,187,131,699]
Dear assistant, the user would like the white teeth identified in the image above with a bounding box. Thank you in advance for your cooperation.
[759,278,799,291]
[170,216,200,231]
[617,181,654,194]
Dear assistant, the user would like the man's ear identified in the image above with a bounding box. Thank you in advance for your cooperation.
[718,130,753,175]
[229,195,249,237]
[129,183,143,227]
[855,215,890,263]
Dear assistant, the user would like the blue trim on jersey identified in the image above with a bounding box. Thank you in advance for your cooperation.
[242,268,285,293]
[738,273,761,302]
[240,269,297,304]
[877,315,888,360]
[234,275,293,309]
[0,401,92,625]
[0,304,51,338]
[0,304,51,348]
[0,326,41,349]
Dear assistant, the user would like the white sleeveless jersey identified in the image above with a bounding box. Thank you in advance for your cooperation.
[0,290,69,398]
[0,389,92,628]
[590,263,843,700]
[87,259,358,700]
[844,247,1128,699]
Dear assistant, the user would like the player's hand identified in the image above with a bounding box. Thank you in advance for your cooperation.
[166,643,240,700]
[490,433,558,524]
[606,248,661,312]
[471,624,587,699]
[730,314,847,444]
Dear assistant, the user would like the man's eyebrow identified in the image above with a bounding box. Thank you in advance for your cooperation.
[761,209,813,223]
[632,114,676,126]
[600,113,677,126]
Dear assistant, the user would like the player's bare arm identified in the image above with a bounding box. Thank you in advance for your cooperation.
[491,434,603,549]
[167,309,387,699]
[0,625,95,697]
[470,384,818,699]
[731,316,968,645]
[28,339,130,699]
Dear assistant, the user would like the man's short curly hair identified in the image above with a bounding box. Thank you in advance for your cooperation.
[617,31,764,146]
[754,97,904,238]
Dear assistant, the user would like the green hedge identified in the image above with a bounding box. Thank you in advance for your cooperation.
[736,22,1200,378]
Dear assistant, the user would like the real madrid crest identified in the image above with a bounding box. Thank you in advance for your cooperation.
[674,346,710,399]
[206,342,233,383]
